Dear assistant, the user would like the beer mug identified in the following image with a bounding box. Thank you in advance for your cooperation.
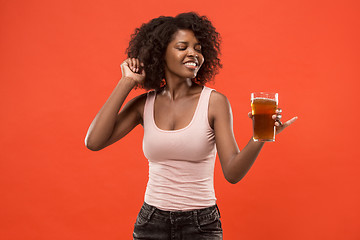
[251,92,278,142]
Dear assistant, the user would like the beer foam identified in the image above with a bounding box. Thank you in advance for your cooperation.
[252,97,277,102]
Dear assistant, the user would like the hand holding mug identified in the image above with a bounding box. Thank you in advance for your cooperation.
[249,92,297,141]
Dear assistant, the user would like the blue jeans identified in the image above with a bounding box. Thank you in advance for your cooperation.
[133,202,223,240]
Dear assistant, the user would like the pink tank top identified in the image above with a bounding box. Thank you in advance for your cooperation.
[142,86,217,211]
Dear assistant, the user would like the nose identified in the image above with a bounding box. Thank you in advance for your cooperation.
[187,48,198,58]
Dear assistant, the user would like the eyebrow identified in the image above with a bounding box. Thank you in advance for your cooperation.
[176,41,201,45]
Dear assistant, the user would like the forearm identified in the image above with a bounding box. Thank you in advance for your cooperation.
[85,77,136,150]
[225,138,264,184]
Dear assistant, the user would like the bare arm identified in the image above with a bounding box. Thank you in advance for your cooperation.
[85,58,145,151]
[210,92,297,184]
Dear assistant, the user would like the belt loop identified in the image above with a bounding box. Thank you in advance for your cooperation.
[170,212,175,224]
[215,204,221,218]
[193,210,199,225]
[147,205,156,221]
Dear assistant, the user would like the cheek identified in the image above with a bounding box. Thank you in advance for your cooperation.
[167,52,183,65]
[165,56,176,70]
[199,57,205,68]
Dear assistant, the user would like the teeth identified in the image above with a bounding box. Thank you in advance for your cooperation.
[185,62,197,66]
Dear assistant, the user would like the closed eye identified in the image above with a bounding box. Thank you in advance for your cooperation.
[177,47,202,52]
[195,44,202,52]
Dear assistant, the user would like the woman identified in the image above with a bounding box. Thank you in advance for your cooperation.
[85,12,296,240]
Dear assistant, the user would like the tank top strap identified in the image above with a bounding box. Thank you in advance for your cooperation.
[194,86,214,128]
[143,90,156,127]
[200,86,214,104]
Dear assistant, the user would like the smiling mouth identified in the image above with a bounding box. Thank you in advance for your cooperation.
[184,62,197,67]
[184,62,199,70]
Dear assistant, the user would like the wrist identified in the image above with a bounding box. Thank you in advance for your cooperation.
[120,77,137,88]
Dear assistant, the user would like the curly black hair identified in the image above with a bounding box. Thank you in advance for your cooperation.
[126,12,222,90]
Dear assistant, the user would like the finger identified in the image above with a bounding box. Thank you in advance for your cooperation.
[131,58,137,72]
[272,114,282,120]
[120,59,130,71]
[135,59,140,72]
[248,112,253,118]
[128,58,133,71]
[282,116,298,128]
[139,62,145,75]
[126,58,132,71]
[121,59,129,66]
[133,58,138,72]
[276,108,282,114]
[275,121,282,127]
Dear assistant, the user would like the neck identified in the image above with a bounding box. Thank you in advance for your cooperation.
[161,77,194,100]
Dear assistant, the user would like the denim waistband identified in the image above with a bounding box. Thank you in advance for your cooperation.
[141,202,221,223]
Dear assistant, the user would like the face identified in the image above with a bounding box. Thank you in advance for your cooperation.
[164,29,204,80]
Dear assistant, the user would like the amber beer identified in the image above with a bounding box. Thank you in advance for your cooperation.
[251,92,278,142]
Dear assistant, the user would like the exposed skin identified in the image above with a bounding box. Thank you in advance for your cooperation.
[85,29,297,184]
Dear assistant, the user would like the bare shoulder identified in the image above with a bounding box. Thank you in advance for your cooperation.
[209,90,231,112]
[209,90,232,127]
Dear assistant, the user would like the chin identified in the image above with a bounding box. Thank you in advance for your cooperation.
[178,74,197,79]
[185,70,199,79]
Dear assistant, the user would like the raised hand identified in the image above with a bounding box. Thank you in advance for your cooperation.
[120,58,146,84]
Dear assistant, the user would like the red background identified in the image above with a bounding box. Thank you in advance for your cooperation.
[1,0,359,239]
